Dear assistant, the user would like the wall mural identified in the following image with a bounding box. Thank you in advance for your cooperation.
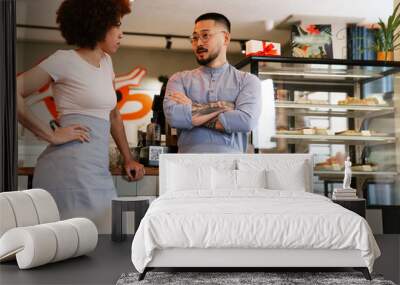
[115,67,153,121]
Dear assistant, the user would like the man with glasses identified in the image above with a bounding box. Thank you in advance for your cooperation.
[163,13,261,153]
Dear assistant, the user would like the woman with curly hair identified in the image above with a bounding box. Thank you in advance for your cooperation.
[16,0,144,232]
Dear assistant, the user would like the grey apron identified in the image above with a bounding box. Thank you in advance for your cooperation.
[33,114,116,233]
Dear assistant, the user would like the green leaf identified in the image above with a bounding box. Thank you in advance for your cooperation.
[375,2,400,51]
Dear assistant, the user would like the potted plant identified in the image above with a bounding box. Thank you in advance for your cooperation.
[375,3,400,61]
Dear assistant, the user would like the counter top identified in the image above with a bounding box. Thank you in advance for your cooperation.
[17,166,159,177]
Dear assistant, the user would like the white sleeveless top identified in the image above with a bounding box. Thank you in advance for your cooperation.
[39,50,117,121]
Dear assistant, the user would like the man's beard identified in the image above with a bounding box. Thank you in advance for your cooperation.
[196,48,219,66]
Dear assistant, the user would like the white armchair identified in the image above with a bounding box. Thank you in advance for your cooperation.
[0,189,98,269]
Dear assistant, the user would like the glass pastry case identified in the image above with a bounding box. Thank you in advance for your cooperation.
[236,56,400,206]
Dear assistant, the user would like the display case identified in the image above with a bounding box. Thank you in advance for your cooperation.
[236,56,400,206]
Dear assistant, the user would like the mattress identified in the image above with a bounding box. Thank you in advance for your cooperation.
[131,190,380,273]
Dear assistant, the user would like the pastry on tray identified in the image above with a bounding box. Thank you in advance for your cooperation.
[314,128,335,135]
[369,131,390,137]
[295,98,329,105]
[337,97,381,106]
[302,128,315,135]
[277,127,335,136]
[276,128,302,135]
[335,130,362,136]
[351,164,378,172]
[314,163,343,171]
[314,153,346,171]
[335,130,389,137]
[301,128,334,135]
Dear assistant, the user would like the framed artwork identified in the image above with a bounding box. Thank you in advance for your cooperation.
[292,24,333,58]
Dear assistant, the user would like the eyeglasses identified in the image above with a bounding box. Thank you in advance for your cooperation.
[189,30,227,44]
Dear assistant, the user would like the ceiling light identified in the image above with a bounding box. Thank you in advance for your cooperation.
[264,20,274,31]
[240,41,246,54]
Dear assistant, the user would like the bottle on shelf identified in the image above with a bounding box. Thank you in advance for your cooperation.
[161,134,166,147]
[140,115,166,166]
[146,117,161,146]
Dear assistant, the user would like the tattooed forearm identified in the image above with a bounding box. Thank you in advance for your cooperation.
[191,101,235,127]
[192,106,225,116]
[202,117,220,131]
[191,101,234,116]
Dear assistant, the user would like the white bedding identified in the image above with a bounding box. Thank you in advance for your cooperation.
[131,190,380,273]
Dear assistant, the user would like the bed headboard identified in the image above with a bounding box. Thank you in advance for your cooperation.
[159,154,314,196]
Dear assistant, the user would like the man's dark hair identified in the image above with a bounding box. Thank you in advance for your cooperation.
[195,13,231,33]
[56,0,131,49]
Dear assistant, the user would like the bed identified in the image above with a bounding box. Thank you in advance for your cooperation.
[131,154,380,281]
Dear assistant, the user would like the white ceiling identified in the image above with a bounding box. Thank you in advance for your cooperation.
[16,0,394,52]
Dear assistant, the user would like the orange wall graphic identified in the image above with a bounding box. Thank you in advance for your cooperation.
[20,66,153,122]
[115,67,153,121]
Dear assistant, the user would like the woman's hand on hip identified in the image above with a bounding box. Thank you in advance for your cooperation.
[50,124,91,145]
[124,160,145,181]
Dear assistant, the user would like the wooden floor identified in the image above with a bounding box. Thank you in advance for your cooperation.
[0,235,399,285]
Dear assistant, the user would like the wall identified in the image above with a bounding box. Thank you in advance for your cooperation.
[16,41,244,77]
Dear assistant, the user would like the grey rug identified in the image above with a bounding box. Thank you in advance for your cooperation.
[116,271,396,285]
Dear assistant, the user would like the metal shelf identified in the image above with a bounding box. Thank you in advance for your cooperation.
[275,101,395,118]
[283,109,394,118]
[235,56,400,69]
[235,56,400,85]
[314,170,398,177]
[275,101,393,111]
[273,134,396,145]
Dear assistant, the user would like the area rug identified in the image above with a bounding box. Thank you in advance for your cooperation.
[116,271,396,285]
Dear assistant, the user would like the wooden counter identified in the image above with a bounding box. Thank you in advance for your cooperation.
[17,166,159,189]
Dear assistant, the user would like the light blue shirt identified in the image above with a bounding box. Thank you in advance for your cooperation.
[164,63,261,153]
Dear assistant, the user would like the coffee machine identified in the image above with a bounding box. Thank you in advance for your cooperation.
[138,76,170,166]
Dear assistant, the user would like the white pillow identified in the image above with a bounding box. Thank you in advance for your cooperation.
[237,158,310,192]
[167,162,212,192]
[236,169,267,189]
[212,168,237,191]
[266,160,309,191]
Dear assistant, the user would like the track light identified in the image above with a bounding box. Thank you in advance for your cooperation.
[240,41,246,54]
[165,36,172,49]
[264,19,274,31]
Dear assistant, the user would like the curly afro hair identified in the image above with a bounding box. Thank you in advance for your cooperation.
[56,0,131,49]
